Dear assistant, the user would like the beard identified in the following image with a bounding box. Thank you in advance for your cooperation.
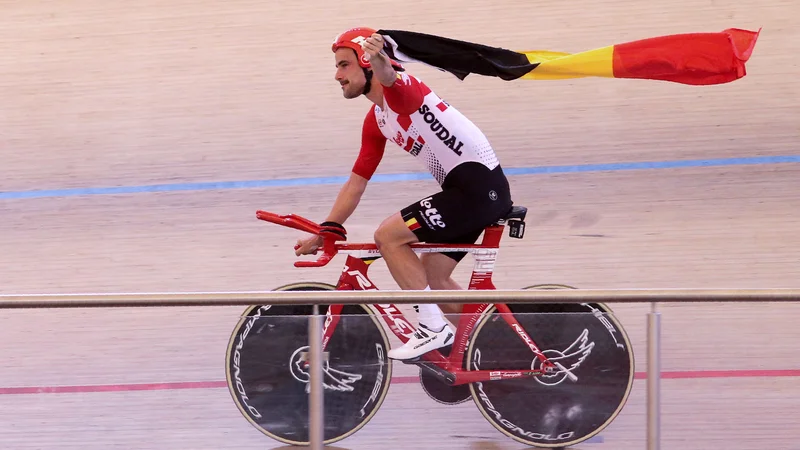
[342,80,365,99]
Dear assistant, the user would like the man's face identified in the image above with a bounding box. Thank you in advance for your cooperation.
[334,48,368,99]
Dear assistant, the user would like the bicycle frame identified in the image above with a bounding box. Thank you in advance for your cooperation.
[257,210,569,386]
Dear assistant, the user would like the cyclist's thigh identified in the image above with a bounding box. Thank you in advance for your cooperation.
[402,190,481,263]
[400,187,477,244]
[401,162,512,262]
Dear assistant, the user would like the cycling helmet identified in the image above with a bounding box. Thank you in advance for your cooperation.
[332,27,404,70]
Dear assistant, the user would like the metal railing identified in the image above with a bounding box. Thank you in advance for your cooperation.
[2,288,798,450]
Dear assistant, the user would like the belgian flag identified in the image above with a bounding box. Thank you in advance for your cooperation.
[378,28,760,85]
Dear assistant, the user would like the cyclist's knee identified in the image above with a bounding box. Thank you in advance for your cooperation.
[373,222,393,250]
[373,227,384,249]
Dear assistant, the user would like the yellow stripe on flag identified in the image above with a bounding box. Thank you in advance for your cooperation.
[518,46,615,80]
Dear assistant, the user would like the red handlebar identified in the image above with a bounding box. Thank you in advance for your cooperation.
[294,254,334,267]
[256,210,339,268]
[256,210,321,235]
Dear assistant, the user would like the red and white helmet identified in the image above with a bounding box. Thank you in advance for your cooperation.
[332,27,404,70]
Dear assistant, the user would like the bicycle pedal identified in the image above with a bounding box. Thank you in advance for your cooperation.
[508,219,525,239]
[398,344,452,365]
[400,356,424,365]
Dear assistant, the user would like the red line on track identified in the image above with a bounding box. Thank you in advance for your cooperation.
[1,369,797,395]
[0,380,227,395]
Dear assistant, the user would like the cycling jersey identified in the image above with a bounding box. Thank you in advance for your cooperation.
[352,72,500,185]
[350,71,513,261]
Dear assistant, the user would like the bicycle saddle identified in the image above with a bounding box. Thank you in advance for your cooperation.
[495,205,527,238]
[494,205,527,224]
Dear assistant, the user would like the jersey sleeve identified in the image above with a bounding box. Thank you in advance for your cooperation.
[351,107,386,180]
[382,72,426,115]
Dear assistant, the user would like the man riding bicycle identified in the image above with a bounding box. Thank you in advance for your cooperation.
[295,27,514,361]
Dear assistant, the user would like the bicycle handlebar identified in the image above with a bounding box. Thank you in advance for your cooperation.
[294,253,334,268]
[256,210,321,235]
[256,210,339,268]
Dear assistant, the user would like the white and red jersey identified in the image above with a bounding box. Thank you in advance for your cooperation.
[352,72,499,185]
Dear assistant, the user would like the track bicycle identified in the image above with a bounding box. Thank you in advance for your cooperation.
[225,205,635,448]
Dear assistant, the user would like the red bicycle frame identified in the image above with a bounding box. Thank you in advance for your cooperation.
[257,210,571,385]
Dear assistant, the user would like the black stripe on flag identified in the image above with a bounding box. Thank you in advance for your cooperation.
[378,29,539,81]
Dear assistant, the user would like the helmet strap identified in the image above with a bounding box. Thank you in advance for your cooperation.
[361,68,373,96]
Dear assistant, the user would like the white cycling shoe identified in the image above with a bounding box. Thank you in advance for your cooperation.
[388,323,455,361]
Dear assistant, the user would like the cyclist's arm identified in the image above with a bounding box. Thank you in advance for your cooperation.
[382,72,425,115]
[324,108,386,226]
[369,44,424,115]
[324,172,368,224]
[369,48,399,88]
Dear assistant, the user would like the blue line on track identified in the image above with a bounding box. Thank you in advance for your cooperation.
[1,155,798,200]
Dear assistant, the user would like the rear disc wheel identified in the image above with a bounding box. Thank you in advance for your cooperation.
[466,296,634,448]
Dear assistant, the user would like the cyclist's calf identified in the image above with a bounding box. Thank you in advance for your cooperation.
[421,252,460,288]
[421,253,464,316]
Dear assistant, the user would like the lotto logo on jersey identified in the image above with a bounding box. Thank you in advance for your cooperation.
[392,131,404,147]
[393,130,426,156]
[419,197,446,228]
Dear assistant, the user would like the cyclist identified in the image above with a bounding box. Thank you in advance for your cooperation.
[295,27,514,361]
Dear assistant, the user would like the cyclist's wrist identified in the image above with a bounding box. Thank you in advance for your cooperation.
[320,220,345,228]
[319,221,347,241]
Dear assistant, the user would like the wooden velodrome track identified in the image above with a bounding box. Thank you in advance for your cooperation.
[1,1,798,449]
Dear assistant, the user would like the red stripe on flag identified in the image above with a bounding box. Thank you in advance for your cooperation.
[612,28,761,85]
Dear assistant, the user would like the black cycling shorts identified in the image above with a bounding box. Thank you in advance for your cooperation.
[400,162,513,262]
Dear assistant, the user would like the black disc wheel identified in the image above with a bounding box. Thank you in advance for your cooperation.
[225,282,392,445]
[466,295,634,448]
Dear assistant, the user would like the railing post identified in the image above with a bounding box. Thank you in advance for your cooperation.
[309,304,324,450]
[647,302,661,450]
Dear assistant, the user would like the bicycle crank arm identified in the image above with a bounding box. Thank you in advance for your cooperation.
[554,362,579,382]
[412,361,456,385]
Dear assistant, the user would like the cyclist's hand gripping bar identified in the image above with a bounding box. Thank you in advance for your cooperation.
[256,210,344,268]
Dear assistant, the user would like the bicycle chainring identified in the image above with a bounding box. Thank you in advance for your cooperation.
[419,368,471,405]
